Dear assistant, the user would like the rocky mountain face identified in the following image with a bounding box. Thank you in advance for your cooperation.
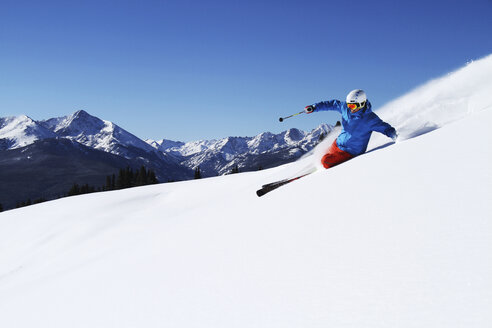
[0,110,337,208]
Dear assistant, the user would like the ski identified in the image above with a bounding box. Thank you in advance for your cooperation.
[256,168,317,197]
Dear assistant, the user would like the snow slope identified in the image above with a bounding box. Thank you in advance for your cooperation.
[371,54,492,148]
[0,55,491,327]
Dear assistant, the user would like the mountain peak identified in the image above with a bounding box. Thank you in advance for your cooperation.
[284,128,304,142]
[0,115,56,150]
[72,109,91,118]
[0,114,35,127]
[56,110,105,135]
[68,109,102,125]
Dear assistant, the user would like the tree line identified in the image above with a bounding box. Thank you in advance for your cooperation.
[193,164,243,179]
[7,166,158,211]
[68,166,158,196]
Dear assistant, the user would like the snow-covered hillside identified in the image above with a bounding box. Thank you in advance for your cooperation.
[0,54,491,327]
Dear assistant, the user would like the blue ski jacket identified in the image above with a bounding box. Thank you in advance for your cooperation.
[312,100,396,156]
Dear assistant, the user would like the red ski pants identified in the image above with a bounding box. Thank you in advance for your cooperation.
[321,140,354,169]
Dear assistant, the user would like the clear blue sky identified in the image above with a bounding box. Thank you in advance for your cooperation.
[1,0,491,141]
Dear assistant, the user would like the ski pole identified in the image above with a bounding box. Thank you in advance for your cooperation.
[279,110,304,122]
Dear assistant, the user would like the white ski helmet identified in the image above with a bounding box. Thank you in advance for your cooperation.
[346,89,367,104]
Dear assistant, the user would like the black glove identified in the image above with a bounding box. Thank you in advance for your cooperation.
[387,128,398,141]
[304,105,315,114]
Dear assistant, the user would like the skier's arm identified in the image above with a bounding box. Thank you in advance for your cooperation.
[305,100,344,114]
[370,114,397,140]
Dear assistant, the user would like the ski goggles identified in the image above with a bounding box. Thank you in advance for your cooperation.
[347,101,366,112]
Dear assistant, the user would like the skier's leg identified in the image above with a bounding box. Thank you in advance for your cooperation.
[321,140,354,169]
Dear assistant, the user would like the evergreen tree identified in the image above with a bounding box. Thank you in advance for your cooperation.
[136,166,148,186]
[116,168,130,189]
[0,203,3,212]
[80,184,95,194]
[16,199,32,208]
[194,166,202,179]
[125,167,134,188]
[148,170,158,184]
[105,175,113,190]
[230,165,240,174]
[68,183,81,196]
[116,168,124,189]
[68,183,96,196]
[114,166,158,189]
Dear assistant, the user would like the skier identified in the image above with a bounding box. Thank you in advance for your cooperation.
[256,89,398,197]
[305,89,397,169]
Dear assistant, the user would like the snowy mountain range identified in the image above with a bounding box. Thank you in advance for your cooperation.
[148,123,336,176]
[0,110,159,156]
[0,110,336,208]
[1,110,336,173]
[1,54,491,328]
